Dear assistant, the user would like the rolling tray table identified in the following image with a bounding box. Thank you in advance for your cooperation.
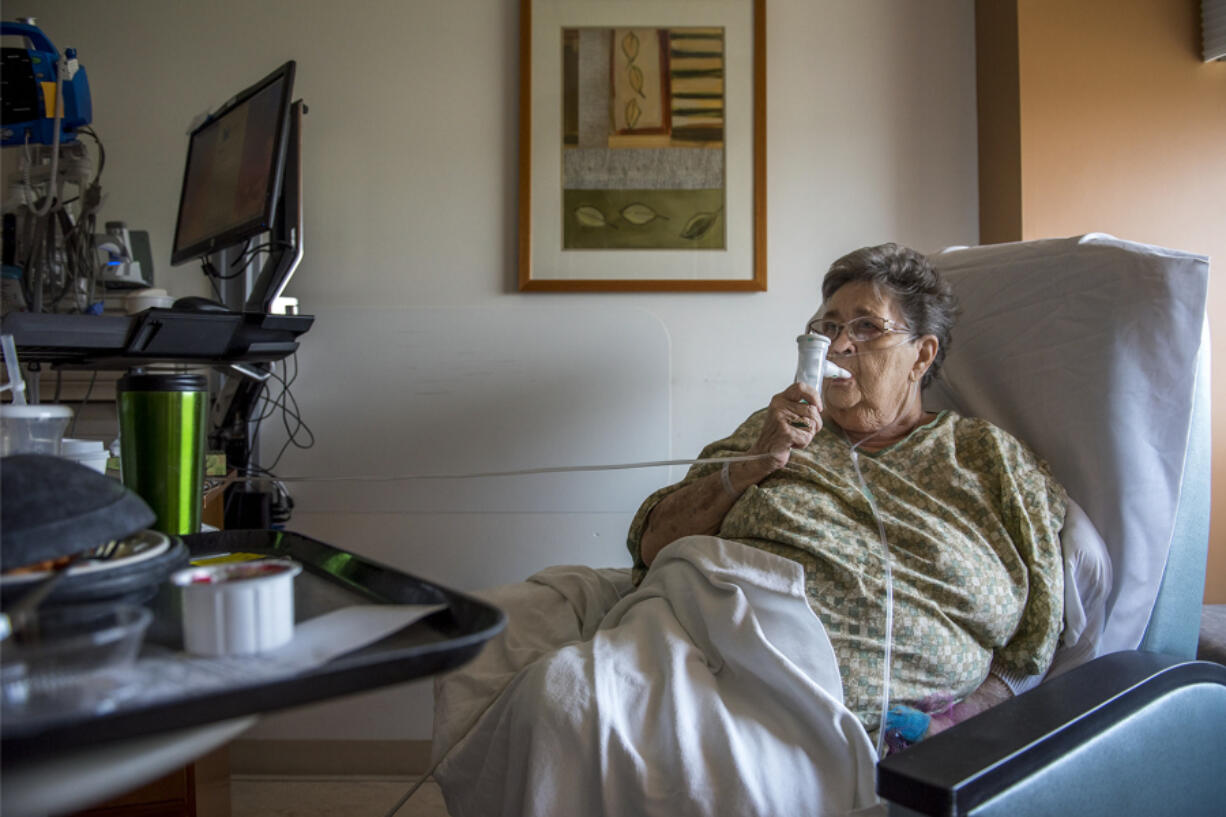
[1,529,505,763]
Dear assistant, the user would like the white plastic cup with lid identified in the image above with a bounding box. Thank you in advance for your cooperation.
[1,404,74,456]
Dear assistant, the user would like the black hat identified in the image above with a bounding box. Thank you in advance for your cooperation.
[1,454,155,569]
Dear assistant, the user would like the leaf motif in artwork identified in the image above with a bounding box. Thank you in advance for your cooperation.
[621,203,667,225]
[628,64,645,98]
[575,205,613,228]
[680,209,721,240]
[625,98,642,129]
[621,31,640,62]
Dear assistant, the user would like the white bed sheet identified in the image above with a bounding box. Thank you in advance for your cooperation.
[434,537,880,817]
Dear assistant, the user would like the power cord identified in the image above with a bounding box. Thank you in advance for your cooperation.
[228,354,314,526]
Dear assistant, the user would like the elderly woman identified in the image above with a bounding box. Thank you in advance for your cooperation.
[435,243,1066,817]
[631,242,1065,740]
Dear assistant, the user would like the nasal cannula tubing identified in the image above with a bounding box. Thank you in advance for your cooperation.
[795,332,900,758]
[848,438,896,759]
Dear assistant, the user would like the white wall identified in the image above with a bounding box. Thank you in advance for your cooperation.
[6,0,978,741]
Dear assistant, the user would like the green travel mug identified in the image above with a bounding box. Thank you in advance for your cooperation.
[118,372,208,536]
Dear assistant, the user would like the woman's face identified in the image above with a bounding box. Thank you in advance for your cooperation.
[815,281,933,434]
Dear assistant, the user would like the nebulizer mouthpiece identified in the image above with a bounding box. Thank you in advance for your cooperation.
[795,334,852,387]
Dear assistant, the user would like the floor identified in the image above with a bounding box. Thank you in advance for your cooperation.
[231,776,451,817]
[1199,604,1226,665]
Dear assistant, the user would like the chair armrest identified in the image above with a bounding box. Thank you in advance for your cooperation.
[877,652,1226,817]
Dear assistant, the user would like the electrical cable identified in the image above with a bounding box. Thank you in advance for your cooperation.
[201,255,247,280]
[76,126,106,181]
[205,266,226,302]
[246,355,313,476]
[15,122,105,312]
[228,239,253,267]
[67,370,98,437]
[231,239,292,267]
[215,356,312,526]
[244,241,294,264]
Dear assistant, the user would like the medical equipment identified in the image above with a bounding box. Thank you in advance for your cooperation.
[847,438,896,757]
[796,326,909,755]
[795,333,851,386]
[0,20,92,147]
[2,20,107,316]
[95,221,152,289]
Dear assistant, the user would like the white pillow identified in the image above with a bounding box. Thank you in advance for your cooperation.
[1049,498,1113,678]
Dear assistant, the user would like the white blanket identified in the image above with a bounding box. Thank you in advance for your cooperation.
[433,536,880,817]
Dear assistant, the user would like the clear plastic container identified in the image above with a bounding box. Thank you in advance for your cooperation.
[0,602,152,717]
[0,403,73,455]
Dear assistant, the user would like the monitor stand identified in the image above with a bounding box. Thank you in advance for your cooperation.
[205,100,306,527]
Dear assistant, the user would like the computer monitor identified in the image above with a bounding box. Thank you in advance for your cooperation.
[170,61,295,270]
[243,97,304,314]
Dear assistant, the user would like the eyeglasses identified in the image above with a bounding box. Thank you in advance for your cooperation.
[807,315,912,343]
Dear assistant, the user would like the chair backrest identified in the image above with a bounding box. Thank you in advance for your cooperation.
[925,234,1210,659]
[1141,329,1211,656]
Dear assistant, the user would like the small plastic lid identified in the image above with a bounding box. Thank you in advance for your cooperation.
[172,558,303,588]
[0,404,73,419]
[796,334,831,346]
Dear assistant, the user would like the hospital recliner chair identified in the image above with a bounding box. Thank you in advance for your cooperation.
[877,235,1226,817]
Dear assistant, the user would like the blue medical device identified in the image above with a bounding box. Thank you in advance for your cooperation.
[0,20,92,146]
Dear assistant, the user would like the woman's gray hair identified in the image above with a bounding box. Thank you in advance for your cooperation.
[821,243,959,389]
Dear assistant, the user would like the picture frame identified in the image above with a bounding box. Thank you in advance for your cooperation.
[518,0,766,292]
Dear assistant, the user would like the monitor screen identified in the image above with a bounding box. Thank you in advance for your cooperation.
[170,61,295,265]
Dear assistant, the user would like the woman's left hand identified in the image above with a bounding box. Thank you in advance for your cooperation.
[924,675,1013,738]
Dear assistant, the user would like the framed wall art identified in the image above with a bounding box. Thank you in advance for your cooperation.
[518,0,766,291]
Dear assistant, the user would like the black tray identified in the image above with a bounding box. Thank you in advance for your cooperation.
[1,530,505,763]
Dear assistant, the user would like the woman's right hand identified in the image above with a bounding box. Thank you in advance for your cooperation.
[639,381,822,568]
[748,381,823,474]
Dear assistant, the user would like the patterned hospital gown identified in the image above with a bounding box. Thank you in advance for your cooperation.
[626,410,1066,731]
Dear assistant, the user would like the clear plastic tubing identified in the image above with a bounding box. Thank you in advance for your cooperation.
[848,441,895,758]
[795,334,895,755]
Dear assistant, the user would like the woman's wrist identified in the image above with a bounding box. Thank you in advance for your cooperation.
[720,462,742,499]
[722,459,766,499]
[735,453,780,488]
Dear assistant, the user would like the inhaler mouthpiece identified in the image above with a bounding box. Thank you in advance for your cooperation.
[795,334,852,386]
